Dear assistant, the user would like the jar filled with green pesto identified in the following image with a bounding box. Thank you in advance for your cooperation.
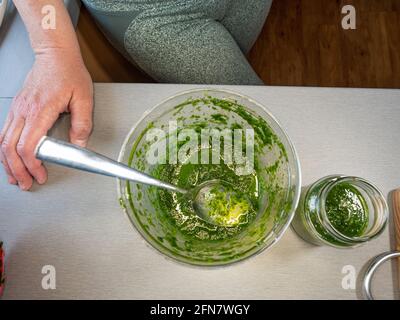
[291,175,388,248]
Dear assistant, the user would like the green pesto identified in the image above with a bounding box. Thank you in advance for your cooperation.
[122,96,289,260]
[325,183,369,237]
[210,113,228,124]
[153,161,259,240]
[203,183,255,227]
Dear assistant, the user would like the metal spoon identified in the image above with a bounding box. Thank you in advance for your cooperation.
[35,136,249,227]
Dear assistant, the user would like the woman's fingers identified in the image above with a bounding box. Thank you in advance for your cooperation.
[0,152,17,185]
[18,124,48,185]
[0,112,17,184]
[17,105,60,185]
[1,96,93,190]
[1,116,33,190]
[1,103,59,189]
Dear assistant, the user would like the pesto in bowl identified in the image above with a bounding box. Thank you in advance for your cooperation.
[118,89,301,266]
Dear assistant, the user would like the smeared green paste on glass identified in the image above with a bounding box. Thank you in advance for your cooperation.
[125,96,288,247]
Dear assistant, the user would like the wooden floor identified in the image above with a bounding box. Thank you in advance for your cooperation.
[77,0,400,88]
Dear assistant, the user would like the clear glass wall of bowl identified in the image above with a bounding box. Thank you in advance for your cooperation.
[118,89,301,266]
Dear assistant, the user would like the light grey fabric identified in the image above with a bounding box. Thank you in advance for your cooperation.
[221,0,272,54]
[82,0,273,84]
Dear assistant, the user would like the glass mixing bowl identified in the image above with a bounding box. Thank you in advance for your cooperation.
[118,89,301,266]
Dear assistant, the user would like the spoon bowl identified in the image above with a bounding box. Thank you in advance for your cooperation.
[192,180,254,228]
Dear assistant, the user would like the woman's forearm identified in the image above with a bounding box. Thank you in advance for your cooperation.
[13,0,81,56]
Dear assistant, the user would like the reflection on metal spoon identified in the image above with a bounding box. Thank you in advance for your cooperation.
[193,180,254,228]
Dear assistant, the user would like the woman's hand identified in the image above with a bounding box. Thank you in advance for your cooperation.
[0,48,93,190]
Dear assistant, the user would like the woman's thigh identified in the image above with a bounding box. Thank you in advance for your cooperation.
[124,13,262,84]
[82,0,263,84]
[81,0,226,54]
[221,0,273,54]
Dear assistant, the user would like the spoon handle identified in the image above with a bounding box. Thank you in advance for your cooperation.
[35,136,186,194]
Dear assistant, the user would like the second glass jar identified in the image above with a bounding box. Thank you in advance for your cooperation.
[291,175,388,248]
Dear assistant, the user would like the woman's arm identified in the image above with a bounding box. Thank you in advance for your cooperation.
[0,0,93,190]
[14,0,81,54]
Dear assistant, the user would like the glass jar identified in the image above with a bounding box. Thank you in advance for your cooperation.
[291,175,388,248]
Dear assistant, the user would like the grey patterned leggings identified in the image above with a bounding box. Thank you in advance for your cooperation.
[82,0,273,85]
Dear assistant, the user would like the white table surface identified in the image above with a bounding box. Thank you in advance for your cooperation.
[0,83,399,300]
